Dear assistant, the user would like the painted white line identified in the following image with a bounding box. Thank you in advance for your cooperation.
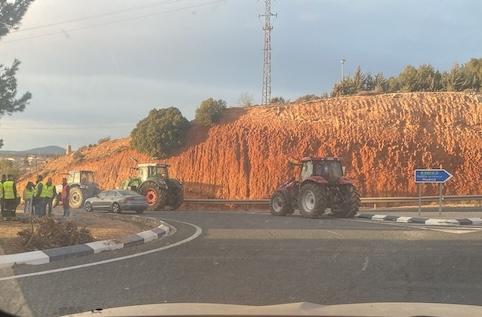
[0,219,201,281]
[0,251,49,268]
[372,215,387,221]
[361,256,369,271]
[85,240,124,254]
[396,216,412,223]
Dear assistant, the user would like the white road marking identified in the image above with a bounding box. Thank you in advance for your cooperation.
[361,256,369,271]
[0,219,202,282]
[423,228,480,234]
[325,230,344,239]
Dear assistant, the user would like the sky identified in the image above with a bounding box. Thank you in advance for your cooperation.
[1,0,481,150]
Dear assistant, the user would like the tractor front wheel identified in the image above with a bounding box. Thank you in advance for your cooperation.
[139,181,167,211]
[298,183,327,218]
[331,185,360,218]
[69,187,84,209]
[270,191,293,216]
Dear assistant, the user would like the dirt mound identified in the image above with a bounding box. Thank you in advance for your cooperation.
[20,92,482,198]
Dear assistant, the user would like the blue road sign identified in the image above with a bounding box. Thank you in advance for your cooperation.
[414,169,453,184]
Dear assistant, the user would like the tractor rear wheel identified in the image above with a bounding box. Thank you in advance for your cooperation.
[69,187,84,209]
[169,190,183,211]
[298,183,327,218]
[139,181,167,211]
[270,191,293,216]
[332,185,360,218]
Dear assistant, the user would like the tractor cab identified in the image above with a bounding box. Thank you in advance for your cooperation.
[299,157,344,183]
[68,170,95,185]
[137,163,169,181]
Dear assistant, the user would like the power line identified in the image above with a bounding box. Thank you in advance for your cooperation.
[260,0,275,105]
[12,0,191,33]
[3,0,225,44]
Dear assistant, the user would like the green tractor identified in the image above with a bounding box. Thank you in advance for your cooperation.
[54,170,101,209]
[122,163,183,211]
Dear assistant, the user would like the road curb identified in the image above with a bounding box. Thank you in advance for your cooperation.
[0,216,174,268]
[357,213,482,226]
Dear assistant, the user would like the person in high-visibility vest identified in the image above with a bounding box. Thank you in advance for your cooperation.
[34,175,46,217]
[0,174,5,214]
[23,181,35,215]
[2,175,18,218]
[44,177,56,216]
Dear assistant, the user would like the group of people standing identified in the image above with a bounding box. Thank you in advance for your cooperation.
[0,174,71,219]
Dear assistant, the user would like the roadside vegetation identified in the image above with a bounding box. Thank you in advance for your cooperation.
[17,217,94,250]
[0,0,34,148]
[332,58,482,96]
[195,98,227,127]
[130,107,190,158]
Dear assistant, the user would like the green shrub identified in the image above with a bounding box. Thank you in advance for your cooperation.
[97,136,111,145]
[295,94,320,103]
[195,98,227,127]
[130,107,190,158]
[270,96,286,104]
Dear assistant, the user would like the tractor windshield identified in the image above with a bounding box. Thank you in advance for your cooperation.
[314,161,343,180]
[145,165,169,178]
[80,172,95,184]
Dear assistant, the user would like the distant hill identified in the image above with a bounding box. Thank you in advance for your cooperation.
[0,146,65,156]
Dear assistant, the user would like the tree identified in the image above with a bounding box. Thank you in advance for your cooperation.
[239,92,254,107]
[270,96,286,104]
[195,98,227,127]
[0,159,21,177]
[0,0,34,148]
[130,107,190,158]
[0,0,34,38]
[443,64,468,91]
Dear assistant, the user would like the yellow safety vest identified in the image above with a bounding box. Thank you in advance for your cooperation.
[40,183,54,198]
[23,188,34,200]
[3,180,15,200]
[34,181,43,197]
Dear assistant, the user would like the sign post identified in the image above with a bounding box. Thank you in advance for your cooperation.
[418,184,422,216]
[414,169,453,216]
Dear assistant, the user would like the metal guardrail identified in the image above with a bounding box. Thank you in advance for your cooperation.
[184,195,482,206]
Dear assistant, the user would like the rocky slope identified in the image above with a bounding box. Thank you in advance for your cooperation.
[20,92,482,198]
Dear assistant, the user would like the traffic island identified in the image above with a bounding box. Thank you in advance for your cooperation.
[0,211,173,267]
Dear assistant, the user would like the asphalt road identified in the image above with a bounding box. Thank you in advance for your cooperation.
[2,210,482,316]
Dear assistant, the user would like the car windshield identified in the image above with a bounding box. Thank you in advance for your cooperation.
[1,1,481,317]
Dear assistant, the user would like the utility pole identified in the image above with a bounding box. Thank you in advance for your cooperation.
[260,0,276,105]
[341,58,346,81]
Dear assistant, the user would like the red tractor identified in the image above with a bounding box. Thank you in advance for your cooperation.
[270,157,360,218]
